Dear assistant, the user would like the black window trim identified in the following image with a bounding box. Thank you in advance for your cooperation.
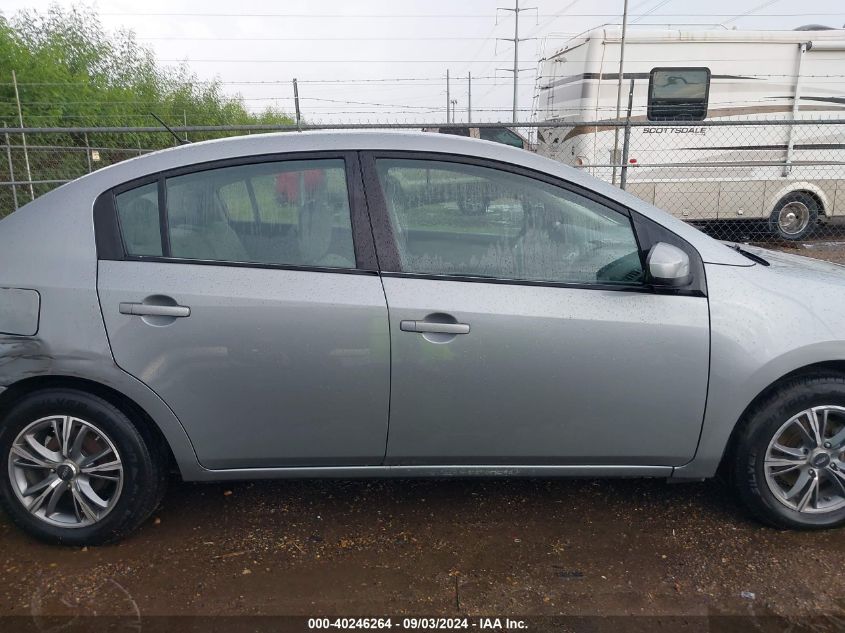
[359,149,706,297]
[157,174,170,257]
[95,150,379,274]
[647,66,711,122]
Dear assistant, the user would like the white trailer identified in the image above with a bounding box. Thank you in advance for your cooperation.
[534,27,845,239]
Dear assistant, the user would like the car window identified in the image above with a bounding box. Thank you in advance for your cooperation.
[115,182,162,257]
[375,159,644,285]
[478,127,525,148]
[438,127,471,137]
[164,159,356,268]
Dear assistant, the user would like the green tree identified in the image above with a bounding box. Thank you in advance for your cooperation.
[0,4,293,212]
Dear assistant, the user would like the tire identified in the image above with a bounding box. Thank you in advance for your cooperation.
[732,374,845,530]
[768,192,819,241]
[0,389,165,545]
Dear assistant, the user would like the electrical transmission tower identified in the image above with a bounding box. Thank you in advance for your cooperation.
[497,0,536,123]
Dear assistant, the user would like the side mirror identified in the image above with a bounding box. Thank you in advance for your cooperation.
[647,242,692,287]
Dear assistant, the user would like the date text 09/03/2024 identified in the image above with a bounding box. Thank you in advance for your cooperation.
[307,617,528,630]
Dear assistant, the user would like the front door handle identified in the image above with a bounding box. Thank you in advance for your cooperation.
[400,320,470,335]
[119,302,191,318]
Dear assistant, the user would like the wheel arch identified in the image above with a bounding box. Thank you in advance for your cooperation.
[716,360,845,477]
[0,375,177,476]
[767,183,830,219]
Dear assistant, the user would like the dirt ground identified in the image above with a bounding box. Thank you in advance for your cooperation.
[771,240,845,265]
[1,478,843,621]
[1,240,844,631]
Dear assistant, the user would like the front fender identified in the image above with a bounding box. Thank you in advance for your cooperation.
[675,262,845,479]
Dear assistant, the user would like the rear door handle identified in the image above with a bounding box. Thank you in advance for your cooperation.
[119,302,191,318]
[400,320,470,335]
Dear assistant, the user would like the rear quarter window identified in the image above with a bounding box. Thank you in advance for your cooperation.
[114,182,162,256]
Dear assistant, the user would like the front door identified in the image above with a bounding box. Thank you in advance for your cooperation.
[97,155,390,469]
[364,154,710,466]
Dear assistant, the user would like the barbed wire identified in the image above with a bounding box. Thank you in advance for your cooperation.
[4,72,845,89]
[2,118,845,134]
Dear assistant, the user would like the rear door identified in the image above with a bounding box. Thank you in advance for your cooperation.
[363,152,710,467]
[96,152,390,469]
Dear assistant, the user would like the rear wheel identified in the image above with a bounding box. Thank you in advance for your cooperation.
[733,374,845,529]
[769,192,819,241]
[0,389,165,545]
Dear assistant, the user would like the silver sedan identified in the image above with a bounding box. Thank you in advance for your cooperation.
[0,131,844,545]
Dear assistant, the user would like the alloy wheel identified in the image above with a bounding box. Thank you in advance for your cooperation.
[764,406,845,514]
[8,415,124,528]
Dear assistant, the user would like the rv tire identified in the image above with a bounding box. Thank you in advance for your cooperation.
[769,193,819,241]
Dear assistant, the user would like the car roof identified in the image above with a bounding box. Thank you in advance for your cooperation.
[4,130,748,266]
[88,130,536,182]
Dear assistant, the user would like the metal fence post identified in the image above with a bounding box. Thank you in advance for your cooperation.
[84,132,93,172]
[11,71,35,201]
[619,79,635,191]
[293,79,301,130]
[3,121,19,211]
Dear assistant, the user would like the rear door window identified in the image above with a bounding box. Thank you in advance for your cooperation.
[113,160,357,268]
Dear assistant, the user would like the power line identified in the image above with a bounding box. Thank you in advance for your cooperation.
[135,35,582,41]
[99,11,845,17]
[631,0,675,24]
[0,80,539,89]
[723,0,782,25]
[153,59,516,63]
[7,69,845,91]
[152,56,845,64]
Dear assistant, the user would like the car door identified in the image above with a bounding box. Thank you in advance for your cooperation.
[96,153,390,469]
[362,152,710,467]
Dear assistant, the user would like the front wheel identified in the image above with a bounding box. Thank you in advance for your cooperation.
[0,389,166,545]
[733,374,845,529]
[769,193,819,241]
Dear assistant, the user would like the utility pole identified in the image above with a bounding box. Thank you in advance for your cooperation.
[512,0,519,122]
[467,72,472,123]
[497,1,536,123]
[3,121,19,211]
[611,0,630,186]
[292,78,302,129]
[446,69,451,123]
[11,71,34,201]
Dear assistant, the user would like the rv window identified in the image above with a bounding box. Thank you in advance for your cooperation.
[647,67,710,121]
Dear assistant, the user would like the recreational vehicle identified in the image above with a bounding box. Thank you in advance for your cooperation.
[534,27,845,239]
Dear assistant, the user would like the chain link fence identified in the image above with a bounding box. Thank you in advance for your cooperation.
[2,119,845,254]
[537,118,845,249]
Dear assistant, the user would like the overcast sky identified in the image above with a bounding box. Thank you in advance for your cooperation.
[2,0,844,124]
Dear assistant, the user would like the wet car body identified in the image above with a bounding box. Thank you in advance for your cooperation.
[1,131,844,542]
